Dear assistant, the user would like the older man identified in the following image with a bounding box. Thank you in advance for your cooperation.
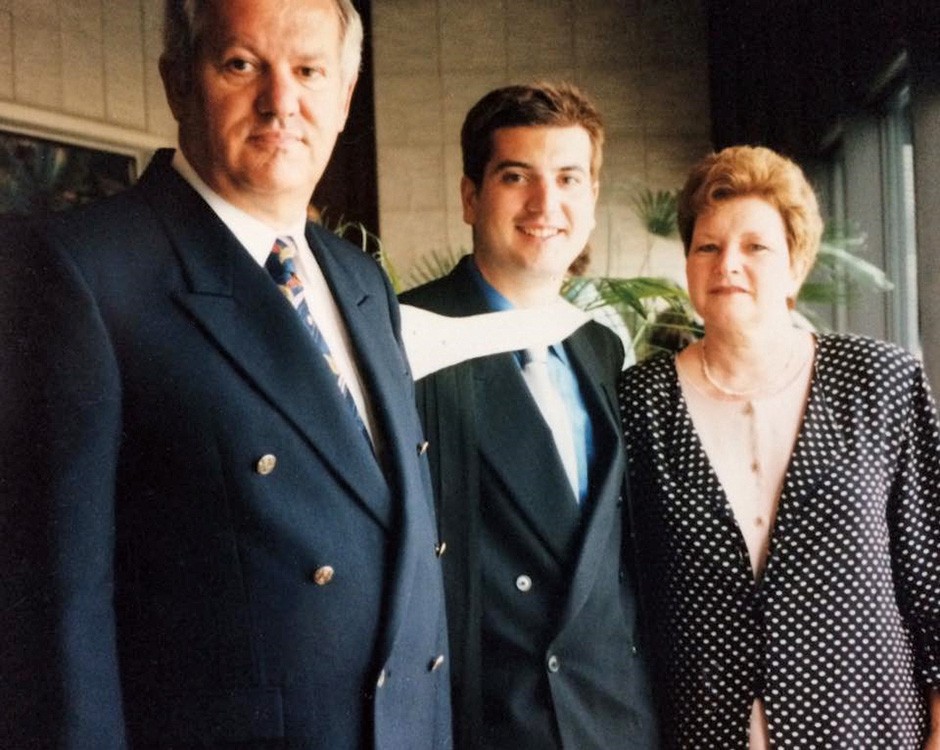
[0,0,450,747]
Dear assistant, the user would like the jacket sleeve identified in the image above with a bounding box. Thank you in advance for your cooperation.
[888,358,940,689]
[0,226,127,748]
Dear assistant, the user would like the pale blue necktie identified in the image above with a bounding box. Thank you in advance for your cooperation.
[521,346,580,502]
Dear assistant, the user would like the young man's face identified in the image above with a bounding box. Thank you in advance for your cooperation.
[462,125,598,303]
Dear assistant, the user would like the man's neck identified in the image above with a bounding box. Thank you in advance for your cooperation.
[472,259,562,309]
[173,149,308,232]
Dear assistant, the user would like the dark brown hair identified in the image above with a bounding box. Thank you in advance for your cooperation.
[461,82,605,188]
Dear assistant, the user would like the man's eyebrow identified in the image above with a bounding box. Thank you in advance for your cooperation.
[492,160,532,172]
[491,161,588,173]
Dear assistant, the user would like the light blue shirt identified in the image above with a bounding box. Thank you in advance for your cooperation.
[468,259,594,503]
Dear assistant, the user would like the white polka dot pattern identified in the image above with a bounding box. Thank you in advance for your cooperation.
[619,334,940,749]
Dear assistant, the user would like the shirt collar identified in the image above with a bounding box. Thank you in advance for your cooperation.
[467,256,514,312]
[171,150,308,267]
[467,256,569,364]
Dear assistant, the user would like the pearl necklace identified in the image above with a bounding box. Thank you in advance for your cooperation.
[699,337,799,400]
[697,335,807,534]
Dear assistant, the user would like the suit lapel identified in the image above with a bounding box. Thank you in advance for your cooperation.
[138,155,391,528]
[556,329,626,625]
[474,351,584,563]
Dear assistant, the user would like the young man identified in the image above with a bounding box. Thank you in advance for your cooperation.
[0,1,450,747]
[401,83,659,749]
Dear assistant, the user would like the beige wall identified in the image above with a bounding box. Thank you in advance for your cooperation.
[372,0,712,288]
[0,0,712,288]
[0,0,173,161]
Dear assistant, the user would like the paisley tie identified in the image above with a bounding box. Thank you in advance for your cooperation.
[265,236,372,446]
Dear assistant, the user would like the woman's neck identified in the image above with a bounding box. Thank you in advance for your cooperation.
[698,323,807,398]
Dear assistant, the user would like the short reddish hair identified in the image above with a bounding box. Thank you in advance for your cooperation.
[677,145,823,275]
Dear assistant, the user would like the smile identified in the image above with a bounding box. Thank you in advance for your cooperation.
[518,226,563,239]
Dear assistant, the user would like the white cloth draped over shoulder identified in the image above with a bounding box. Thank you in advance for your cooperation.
[399,300,590,380]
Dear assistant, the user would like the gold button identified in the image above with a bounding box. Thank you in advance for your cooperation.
[435,542,447,558]
[312,565,335,586]
[255,454,277,475]
[417,440,430,455]
[428,654,445,672]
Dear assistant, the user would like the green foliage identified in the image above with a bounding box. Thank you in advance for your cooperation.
[631,188,679,237]
[319,212,404,292]
[324,202,892,361]
[404,247,466,291]
[797,223,893,330]
[564,275,701,360]
[0,133,133,214]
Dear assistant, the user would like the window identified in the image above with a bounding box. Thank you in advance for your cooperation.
[813,67,919,354]
[880,84,920,355]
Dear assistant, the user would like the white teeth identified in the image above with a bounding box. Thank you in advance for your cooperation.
[520,226,560,238]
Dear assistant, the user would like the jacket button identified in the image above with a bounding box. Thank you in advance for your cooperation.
[515,574,532,592]
[377,668,387,688]
[311,565,335,586]
[417,440,429,455]
[428,654,445,672]
[255,454,277,475]
[435,541,447,557]
[547,654,560,673]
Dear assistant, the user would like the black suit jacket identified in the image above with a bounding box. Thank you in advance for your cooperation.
[0,150,451,749]
[400,256,659,749]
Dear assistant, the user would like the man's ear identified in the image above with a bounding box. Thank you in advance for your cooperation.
[159,56,189,123]
[460,175,478,226]
[337,74,359,132]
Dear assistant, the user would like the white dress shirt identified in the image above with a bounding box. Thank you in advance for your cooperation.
[171,151,381,451]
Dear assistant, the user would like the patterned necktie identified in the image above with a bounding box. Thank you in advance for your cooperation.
[521,346,581,502]
[265,236,372,446]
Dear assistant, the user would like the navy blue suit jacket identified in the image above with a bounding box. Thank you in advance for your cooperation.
[401,257,659,749]
[0,150,451,749]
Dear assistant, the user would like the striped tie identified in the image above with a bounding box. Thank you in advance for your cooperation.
[265,236,371,446]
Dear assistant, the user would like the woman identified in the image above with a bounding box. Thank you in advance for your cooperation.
[619,145,940,748]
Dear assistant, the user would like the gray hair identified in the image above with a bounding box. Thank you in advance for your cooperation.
[162,0,363,90]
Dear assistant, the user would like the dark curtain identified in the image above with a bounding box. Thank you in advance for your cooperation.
[312,0,380,237]
[704,0,939,158]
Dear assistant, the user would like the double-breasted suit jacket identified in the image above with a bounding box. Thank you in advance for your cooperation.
[400,257,659,750]
[0,150,451,749]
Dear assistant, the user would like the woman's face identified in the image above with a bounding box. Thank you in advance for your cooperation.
[686,195,803,334]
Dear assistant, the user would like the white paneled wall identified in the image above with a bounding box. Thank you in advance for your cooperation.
[0,0,711,286]
[0,0,174,154]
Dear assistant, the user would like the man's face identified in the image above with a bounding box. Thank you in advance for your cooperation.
[165,0,356,225]
[462,125,598,302]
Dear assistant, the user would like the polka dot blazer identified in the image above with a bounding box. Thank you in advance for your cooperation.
[619,334,940,749]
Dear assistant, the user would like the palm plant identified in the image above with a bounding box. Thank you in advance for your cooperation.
[322,202,891,362]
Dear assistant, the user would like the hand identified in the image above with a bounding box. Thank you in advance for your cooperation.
[926,689,940,750]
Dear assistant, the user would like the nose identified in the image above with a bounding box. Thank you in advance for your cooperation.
[717,244,743,275]
[524,177,561,214]
[257,65,300,121]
